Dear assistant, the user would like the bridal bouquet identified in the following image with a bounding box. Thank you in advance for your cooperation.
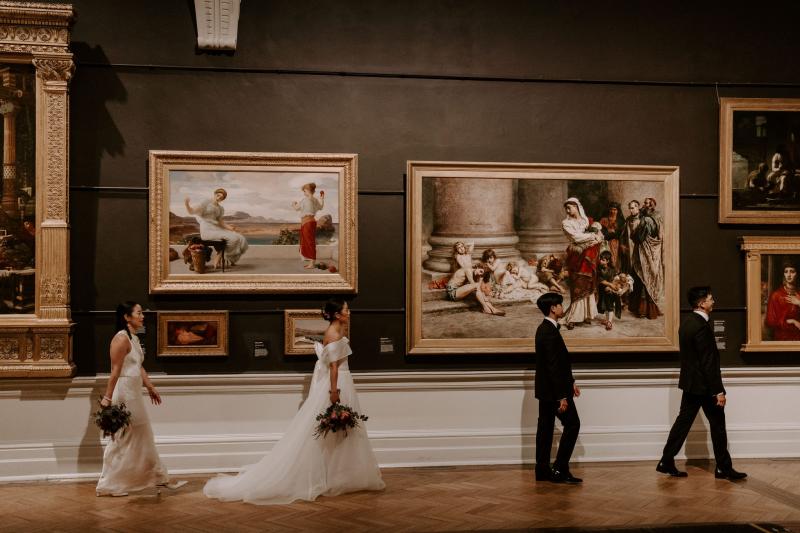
[314,403,368,439]
[93,402,132,440]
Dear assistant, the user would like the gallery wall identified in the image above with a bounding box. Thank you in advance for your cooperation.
[66,0,800,375]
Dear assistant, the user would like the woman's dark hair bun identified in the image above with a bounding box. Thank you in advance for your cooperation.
[322,298,346,322]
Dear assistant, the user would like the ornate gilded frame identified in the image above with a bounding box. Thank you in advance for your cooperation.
[407,161,680,354]
[719,98,800,224]
[284,308,349,355]
[149,151,358,293]
[0,2,74,377]
[740,236,800,352]
[156,310,229,357]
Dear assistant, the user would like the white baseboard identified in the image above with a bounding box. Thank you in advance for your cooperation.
[2,367,799,483]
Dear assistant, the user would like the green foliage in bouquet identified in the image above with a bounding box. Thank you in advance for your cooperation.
[314,402,368,439]
[93,403,132,440]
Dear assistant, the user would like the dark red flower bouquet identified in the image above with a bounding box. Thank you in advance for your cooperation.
[314,402,368,439]
[93,402,132,440]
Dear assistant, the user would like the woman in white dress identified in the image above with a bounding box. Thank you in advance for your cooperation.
[204,298,385,505]
[185,188,249,267]
[96,301,185,496]
[561,197,604,329]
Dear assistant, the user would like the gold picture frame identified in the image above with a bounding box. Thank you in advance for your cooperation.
[0,2,75,377]
[157,310,229,357]
[719,98,800,224]
[284,309,349,355]
[740,236,800,352]
[149,151,358,293]
[407,161,680,354]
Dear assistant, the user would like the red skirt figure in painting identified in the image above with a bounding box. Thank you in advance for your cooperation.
[293,182,325,269]
[765,261,800,341]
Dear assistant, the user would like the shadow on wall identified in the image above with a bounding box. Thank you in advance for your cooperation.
[69,43,127,375]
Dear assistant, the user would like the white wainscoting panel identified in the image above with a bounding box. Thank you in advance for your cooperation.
[1,367,799,482]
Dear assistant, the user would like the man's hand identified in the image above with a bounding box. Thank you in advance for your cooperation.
[716,393,726,407]
[558,399,568,413]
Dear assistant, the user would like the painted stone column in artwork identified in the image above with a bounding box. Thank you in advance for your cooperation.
[0,69,20,220]
[516,179,569,261]
[423,177,520,273]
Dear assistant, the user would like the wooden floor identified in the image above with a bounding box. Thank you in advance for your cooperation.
[2,460,800,532]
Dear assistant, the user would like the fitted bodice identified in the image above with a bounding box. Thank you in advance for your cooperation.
[115,330,143,378]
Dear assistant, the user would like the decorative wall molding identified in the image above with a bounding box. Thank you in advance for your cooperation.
[1,367,799,482]
[193,0,241,51]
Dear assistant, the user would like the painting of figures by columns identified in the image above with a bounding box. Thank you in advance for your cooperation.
[407,162,680,354]
[149,151,357,293]
[0,64,35,314]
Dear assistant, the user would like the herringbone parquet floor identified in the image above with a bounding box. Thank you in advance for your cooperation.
[2,460,800,532]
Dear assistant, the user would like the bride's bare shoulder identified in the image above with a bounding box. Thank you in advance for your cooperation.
[322,327,342,346]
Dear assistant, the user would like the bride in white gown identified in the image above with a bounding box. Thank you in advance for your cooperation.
[204,299,385,505]
[96,302,185,496]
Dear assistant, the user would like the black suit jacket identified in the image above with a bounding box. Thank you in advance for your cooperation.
[534,319,575,401]
[678,312,725,396]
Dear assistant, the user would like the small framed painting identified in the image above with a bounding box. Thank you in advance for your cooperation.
[740,236,800,351]
[284,309,349,355]
[157,310,229,357]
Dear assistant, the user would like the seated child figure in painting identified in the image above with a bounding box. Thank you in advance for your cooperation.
[502,261,549,294]
[452,241,476,283]
[536,254,565,293]
[445,264,505,316]
[596,250,623,331]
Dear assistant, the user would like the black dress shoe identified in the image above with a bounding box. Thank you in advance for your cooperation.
[551,469,582,484]
[715,467,747,480]
[656,461,688,477]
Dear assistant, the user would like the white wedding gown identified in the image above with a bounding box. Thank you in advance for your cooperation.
[96,331,169,495]
[204,337,385,505]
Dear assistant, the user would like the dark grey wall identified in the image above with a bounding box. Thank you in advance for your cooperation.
[65,0,800,375]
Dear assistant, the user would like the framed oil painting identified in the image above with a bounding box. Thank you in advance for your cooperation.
[719,98,800,224]
[740,236,800,352]
[149,151,357,293]
[284,309,349,355]
[157,310,228,357]
[406,161,680,354]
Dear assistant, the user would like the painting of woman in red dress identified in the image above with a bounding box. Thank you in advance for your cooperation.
[765,260,800,341]
[292,183,325,269]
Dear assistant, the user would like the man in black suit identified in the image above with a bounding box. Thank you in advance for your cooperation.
[657,286,747,480]
[535,292,582,484]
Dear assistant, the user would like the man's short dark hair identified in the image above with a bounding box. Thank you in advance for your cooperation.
[687,286,712,309]
[537,292,563,316]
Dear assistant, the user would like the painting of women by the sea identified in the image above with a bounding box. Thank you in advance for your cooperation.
[407,161,680,354]
[0,65,36,314]
[149,152,357,293]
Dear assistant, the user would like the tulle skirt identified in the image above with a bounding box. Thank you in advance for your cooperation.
[203,368,385,505]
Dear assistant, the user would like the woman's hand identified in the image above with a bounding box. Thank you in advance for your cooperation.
[784,294,800,306]
[147,386,162,406]
[329,389,340,404]
[99,396,111,408]
[788,319,800,330]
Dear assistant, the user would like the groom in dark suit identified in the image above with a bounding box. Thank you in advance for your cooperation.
[534,292,582,484]
[657,286,746,480]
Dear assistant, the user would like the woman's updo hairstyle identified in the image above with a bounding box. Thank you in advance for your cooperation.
[115,301,138,338]
[322,298,346,322]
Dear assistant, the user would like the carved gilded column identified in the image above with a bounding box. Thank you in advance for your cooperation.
[423,177,521,273]
[0,2,75,378]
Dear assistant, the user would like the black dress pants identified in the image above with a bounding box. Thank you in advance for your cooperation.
[536,397,580,473]
[661,391,732,471]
